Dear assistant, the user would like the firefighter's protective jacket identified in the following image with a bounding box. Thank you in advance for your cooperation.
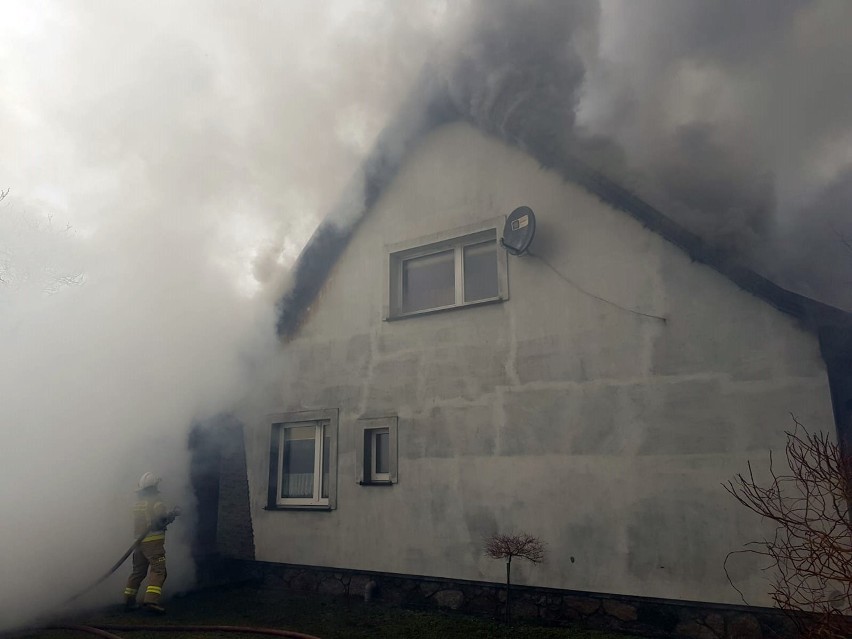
[132,492,176,542]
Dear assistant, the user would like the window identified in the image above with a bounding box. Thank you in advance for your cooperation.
[370,428,390,482]
[356,417,398,485]
[402,249,455,312]
[267,410,338,509]
[386,218,508,319]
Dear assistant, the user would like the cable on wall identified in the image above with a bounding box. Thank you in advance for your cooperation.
[527,250,667,324]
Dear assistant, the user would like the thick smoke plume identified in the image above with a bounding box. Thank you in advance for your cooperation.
[0,0,454,629]
[452,0,852,308]
[576,0,852,307]
[304,0,852,313]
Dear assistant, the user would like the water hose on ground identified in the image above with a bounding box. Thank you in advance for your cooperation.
[46,626,322,639]
[50,626,125,639]
[95,625,322,638]
[50,526,323,639]
[64,528,151,605]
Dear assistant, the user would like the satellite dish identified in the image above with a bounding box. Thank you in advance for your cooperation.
[501,206,536,256]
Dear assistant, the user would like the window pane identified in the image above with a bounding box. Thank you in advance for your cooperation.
[281,425,315,499]
[463,241,498,302]
[321,426,330,499]
[402,249,455,313]
[375,431,389,475]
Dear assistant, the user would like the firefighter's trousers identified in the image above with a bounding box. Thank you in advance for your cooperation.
[123,538,167,604]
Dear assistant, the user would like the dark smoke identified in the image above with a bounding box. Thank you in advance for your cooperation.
[438,0,852,309]
[444,0,597,167]
[280,0,852,338]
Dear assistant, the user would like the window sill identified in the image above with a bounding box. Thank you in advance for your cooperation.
[264,505,332,511]
[385,296,504,321]
[359,480,394,487]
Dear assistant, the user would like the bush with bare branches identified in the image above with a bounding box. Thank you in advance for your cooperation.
[725,416,852,638]
[484,532,546,624]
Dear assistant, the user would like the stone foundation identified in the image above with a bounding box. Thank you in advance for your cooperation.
[197,557,798,638]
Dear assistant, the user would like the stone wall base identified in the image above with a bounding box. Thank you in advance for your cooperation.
[197,557,796,639]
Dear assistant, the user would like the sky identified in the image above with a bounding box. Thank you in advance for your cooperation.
[1,0,851,630]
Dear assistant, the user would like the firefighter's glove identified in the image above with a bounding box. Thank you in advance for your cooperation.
[158,508,181,530]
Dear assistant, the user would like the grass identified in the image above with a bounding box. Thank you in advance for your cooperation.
[11,584,637,639]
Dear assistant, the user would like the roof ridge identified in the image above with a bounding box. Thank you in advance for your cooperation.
[276,97,852,337]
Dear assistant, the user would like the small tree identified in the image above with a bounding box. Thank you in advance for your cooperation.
[725,416,852,638]
[485,532,546,624]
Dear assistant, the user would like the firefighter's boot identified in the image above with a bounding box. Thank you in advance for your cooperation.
[144,602,166,615]
[122,587,139,612]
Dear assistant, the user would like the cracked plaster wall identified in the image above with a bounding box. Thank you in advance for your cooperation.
[240,122,834,606]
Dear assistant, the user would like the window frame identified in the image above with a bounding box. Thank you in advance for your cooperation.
[385,217,508,320]
[267,409,338,511]
[355,416,398,486]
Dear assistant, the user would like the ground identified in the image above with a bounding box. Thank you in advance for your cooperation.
[11,585,636,639]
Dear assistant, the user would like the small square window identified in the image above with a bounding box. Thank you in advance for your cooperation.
[386,220,507,319]
[356,417,398,485]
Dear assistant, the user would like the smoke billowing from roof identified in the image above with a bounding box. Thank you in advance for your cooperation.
[290,0,852,331]
[449,0,852,307]
[450,0,852,308]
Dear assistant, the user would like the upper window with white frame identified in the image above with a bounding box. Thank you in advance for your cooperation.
[386,219,508,319]
[267,410,338,510]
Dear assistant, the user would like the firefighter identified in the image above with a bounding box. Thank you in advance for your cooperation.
[122,472,180,614]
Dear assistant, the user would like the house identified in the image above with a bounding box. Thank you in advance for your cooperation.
[192,86,852,637]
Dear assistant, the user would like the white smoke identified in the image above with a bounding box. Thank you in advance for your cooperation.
[0,0,458,629]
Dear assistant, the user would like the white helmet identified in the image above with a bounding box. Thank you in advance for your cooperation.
[138,472,161,490]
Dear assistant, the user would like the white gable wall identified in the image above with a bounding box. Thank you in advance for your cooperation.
[242,123,833,606]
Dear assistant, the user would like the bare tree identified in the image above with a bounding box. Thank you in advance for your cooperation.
[485,532,546,624]
[724,416,852,638]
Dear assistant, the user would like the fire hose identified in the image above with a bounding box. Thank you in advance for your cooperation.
[64,528,152,605]
[52,523,323,639]
[52,625,322,639]
[51,627,124,639]
[65,507,181,605]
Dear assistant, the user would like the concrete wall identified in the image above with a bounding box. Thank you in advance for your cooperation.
[240,122,834,606]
